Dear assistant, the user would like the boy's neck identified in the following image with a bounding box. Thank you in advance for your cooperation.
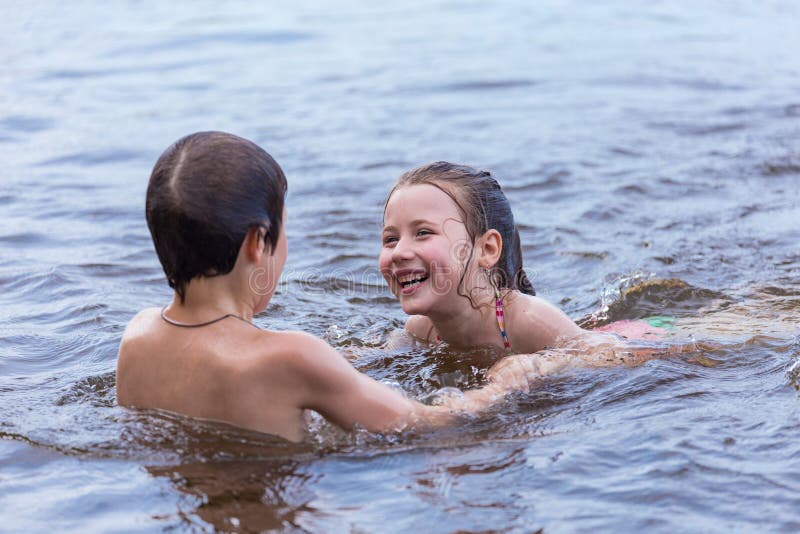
[170,274,254,322]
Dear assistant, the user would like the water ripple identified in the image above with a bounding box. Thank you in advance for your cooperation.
[37,149,146,167]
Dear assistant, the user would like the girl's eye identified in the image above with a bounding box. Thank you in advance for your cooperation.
[417,229,432,237]
[383,236,398,245]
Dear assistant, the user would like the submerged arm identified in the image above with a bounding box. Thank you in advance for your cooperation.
[487,330,696,390]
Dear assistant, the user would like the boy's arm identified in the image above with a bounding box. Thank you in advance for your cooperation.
[287,333,512,433]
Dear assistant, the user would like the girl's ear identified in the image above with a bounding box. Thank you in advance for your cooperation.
[478,229,502,269]
[243,226,268,263]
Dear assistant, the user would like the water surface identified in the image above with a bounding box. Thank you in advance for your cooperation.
[1,1,799,531]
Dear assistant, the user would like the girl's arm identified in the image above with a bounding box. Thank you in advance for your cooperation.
[488,330,696,388]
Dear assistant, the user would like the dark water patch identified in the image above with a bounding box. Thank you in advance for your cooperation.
[553,225,581,236]
[55,372,116,408]
[736,203,763,219]
[594,75,747,92]
[757,285,800,298]
[503,172,566,192]
[107,30,316,58]
[167,82,214,92]
[431,79,536,93]
[84,205,139,222]
[720,105,755,116]
[688,122,750,136]
[0,231,54,247]
[759,156,800,176]
[664,77,748,92]
[74,263,153,280]
[326,253,373,264]
[307,231,361,243]
[41,68,120,80]
[37,149,145,167]
[653,255,676,265]
[608,146,645,158]
[613,183,649,195]
[558,250,609,260]
[40,58,229,82]
[47,179,105,192]
[647,120,749,136]
[359,160,409,171]
[0,115,55,134]
[654,176,723,196]
[0,194,16,205]
[580,204,624,222]
[784,104,800,117]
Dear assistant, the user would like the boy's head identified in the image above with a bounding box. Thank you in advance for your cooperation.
[146,131,287,302]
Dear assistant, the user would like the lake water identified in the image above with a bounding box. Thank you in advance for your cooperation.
[1,1,799,531]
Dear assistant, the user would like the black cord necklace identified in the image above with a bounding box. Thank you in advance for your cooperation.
[160,306,254,328]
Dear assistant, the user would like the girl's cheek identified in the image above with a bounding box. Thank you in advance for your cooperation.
[378,250,390,270]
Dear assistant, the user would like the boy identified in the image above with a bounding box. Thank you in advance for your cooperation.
[116,131,532,442]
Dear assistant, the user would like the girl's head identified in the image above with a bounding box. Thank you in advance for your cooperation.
[146,131,288,303]
[380,161,533,315]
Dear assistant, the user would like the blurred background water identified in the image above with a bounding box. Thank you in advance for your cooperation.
[1,1,799,531]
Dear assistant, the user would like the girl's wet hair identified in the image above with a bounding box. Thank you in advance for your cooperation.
[386,161,534,305]
[146,131,287,303]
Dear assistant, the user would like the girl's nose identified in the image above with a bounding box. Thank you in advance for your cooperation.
[391,236,414,262]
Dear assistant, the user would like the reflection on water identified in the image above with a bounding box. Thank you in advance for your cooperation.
[1,0,800,531]
[147,459,313,532]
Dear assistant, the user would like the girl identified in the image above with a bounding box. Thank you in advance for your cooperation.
[379,162,678,375]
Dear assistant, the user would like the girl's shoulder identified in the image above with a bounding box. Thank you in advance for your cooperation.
[505,292,582,352]
[405,315,437,343]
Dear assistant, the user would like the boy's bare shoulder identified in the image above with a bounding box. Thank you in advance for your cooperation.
[253,330,357,392]
[119,307,163,348]
[405,315,435,342]
[252,330,341,369]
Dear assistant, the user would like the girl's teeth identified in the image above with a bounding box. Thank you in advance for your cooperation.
[399,275,428,287]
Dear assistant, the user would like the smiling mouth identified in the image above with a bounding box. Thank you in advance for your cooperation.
[398,274,429,289]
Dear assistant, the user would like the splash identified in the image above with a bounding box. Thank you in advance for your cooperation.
[578,272,730,328]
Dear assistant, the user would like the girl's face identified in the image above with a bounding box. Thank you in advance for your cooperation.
[380,184,476,316]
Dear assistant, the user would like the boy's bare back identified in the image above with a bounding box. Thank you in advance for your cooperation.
[118,307,434,442]
[117,308,314,441]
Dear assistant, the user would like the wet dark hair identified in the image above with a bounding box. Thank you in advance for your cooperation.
[385,161,534,306]
[146,131,287,303]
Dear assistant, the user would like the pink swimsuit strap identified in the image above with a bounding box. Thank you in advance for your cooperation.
[435,292,512,351]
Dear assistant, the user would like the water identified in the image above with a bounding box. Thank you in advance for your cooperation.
[1,1,799,531]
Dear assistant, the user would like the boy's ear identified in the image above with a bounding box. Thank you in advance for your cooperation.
[478,229,502,269]
[244,226,268,263]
